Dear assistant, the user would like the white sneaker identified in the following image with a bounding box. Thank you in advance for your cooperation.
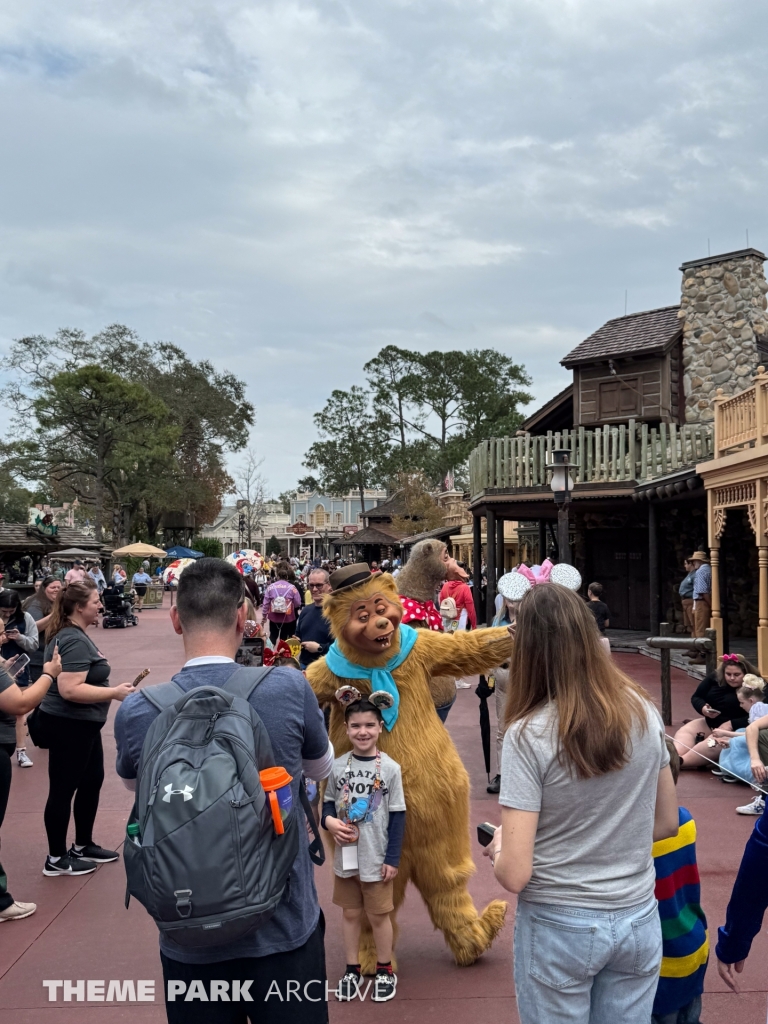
[736,795,765,815]
[16,749,33,768]
[455,679,471,689]
[0,901,36,922]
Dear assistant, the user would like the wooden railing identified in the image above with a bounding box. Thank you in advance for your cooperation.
[469,420,714,498]
[715,367,768,456]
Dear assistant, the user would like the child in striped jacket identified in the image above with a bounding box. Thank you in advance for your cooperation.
[652,738,708,1024]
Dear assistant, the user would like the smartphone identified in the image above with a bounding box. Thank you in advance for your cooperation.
[477,822,497,847]
[8,654,30,678]
[131,668,150,688]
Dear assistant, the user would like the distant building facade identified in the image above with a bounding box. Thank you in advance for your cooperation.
[200,501,291,556]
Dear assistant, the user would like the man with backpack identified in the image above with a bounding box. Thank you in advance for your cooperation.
[114,558,333,1024]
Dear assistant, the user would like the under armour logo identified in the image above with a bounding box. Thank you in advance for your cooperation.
[163,784,194,803]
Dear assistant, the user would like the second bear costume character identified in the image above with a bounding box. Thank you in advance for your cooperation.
[307,563,513,970]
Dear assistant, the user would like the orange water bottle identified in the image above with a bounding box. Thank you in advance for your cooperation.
[259,767,294,835]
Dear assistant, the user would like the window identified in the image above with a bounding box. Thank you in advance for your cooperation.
[308,514,314,527]
[297,514,305,523]
[314,504,329,527]
[599,378,640,419]
[335,512,343,526]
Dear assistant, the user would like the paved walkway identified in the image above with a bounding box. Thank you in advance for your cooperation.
[0,602,766,1021]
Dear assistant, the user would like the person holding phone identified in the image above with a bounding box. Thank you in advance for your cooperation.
[0,641,61,919]
[38,579,134,877]
[0,589,40,768]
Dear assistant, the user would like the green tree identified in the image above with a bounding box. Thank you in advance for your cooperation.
[266,535,282,557]
[363,346,424,452]
[10,366,176,542]
[297,475,320,493]
[277,490,295,514]
[0,464,33,522]
[191,536,224,558]
[303,386,387,513]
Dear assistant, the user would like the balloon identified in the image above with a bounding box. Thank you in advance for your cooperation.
[162,558,195,586]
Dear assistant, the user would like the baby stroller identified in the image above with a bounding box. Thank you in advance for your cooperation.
[101,584,138,628]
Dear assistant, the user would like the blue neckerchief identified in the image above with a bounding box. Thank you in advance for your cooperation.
[325,624,418,731]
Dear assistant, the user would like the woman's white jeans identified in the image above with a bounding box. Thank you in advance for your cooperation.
[513,896,662,1024]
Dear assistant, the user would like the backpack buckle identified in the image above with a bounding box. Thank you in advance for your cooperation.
[174,889,192,918]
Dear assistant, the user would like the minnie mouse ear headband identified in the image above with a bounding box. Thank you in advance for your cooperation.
[335,685,395,710]
[497,558,582,602]
[722,653,743,664]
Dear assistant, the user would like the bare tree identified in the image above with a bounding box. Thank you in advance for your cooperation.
[234,448,268,550]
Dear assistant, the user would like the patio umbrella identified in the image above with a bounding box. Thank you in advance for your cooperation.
[51,548,102,560]
[474,674,494,785]
[164,545,204,559]
[112,542,167,558]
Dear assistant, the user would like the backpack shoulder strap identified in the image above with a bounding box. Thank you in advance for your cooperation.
[141,680,186,713]
[223,665,274,701]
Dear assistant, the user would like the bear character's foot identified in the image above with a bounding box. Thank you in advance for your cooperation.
[445,899,508,967]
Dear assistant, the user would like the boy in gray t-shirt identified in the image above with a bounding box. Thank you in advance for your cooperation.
[322,696,406,1004]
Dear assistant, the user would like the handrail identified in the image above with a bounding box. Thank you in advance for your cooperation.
[469,420,714,498]
[714,367,768,456]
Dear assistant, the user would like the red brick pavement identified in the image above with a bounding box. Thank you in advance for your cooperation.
[0,604,765,1021]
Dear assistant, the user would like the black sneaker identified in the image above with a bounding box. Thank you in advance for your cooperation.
[69,844,119,864]
[487,774,501,794]
[43,855,97,877]
[336,971,362,1001]
[711,767,726,777]
[372,970,397,1002]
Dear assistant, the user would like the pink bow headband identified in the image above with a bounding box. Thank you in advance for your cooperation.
[515,559,554,585]
[722,654,741,664]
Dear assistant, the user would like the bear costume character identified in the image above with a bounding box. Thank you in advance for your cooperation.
[395,538,461,712]
[307,563,513,971]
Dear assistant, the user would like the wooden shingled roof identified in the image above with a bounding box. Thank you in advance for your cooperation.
[0,524,102,554]
[560,305,682,368]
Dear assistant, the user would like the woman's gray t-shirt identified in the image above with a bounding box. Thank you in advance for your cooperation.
[41,627,111,723]
[499,700,670,909]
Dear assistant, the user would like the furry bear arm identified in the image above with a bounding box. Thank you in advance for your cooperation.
[305,659,345,704]
[417,626,513,677]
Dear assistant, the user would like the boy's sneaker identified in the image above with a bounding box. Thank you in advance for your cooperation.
[0,901,36,922]
[336,971,362,1001]
[736,795,765,815]
[43,855,97,876]
[69,844,119,864]
[16,749,33,768]
[372,970,397,1002]
[711,767,726,777]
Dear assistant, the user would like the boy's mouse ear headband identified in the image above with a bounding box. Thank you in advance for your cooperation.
[334,685,394,711]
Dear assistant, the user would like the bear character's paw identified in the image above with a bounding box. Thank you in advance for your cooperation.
[447,899,508,967]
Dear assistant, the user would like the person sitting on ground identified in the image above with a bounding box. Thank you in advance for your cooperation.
[114,557,334,1024]
[585,582,610,635]
[323,696,406,1004]
[651,739,708,1024]
[711,676,768,788]
[731,704,768,817]
[672,654,756,769]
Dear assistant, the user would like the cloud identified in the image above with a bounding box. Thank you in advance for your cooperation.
[0,0,767,493]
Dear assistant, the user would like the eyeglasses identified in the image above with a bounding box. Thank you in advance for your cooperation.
[308,583,328,590]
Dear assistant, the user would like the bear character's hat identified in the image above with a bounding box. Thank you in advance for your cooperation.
[329,562,373,593]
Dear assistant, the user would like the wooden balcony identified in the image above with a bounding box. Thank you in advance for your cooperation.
[714,367,768,456]
[469,419,714,499]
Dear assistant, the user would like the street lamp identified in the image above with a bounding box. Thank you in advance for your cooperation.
[547,449,575,565]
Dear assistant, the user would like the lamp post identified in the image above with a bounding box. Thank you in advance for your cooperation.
[548,449,574,565]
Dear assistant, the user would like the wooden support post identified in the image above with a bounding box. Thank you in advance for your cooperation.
[472,512,482,626]
[649,501,659,635]
[660,622,672,727]
[709,546,723,661]
[486,509,497,626]
[538,520,547,563]
[705,628,718,677]
[759,546,768,677]
[557,506,570,565]
[496,515,505,577]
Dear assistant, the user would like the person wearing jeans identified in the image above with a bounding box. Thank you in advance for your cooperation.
[484,584,679,1024]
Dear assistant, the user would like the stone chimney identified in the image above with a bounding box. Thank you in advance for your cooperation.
[679,248,768,422]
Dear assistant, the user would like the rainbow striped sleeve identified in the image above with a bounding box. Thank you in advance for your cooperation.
[651,807,708,1016]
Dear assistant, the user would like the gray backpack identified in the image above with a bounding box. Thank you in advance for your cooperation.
[123,667,304,948]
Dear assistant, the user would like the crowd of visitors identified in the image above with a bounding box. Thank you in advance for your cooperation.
[4,543,768,1022]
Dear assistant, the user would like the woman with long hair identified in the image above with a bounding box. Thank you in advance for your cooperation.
[485,584,678,1024]
[0,589,41,768]
[38,579,134,877]
[261,562,302,645]
[673,653,757,770]
[23,576,62,683]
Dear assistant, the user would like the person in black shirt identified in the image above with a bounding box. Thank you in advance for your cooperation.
[672,653,758,769]
[296,568,333,669]
[586,582,610,634]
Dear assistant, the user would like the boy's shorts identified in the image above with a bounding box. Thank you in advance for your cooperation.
[333,874,394,914]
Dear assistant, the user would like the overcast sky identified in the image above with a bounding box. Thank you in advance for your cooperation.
[1,0,767,497]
